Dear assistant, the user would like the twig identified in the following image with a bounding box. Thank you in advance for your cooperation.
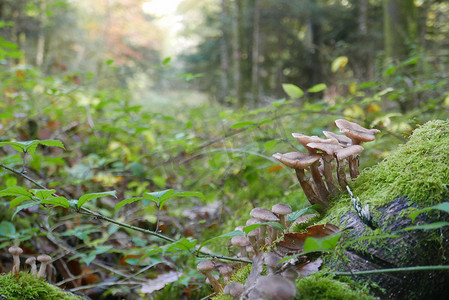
[330,265,449,276]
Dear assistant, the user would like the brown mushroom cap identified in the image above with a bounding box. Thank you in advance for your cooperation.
[37,254,51,264]
[231,235,251,247]
[307,142,343,156]
[272,203,292,216]
[197,260,215,272]
[246,218,260,226]
[335,119,380,144]
[9,246,23,256]
[323,131,352,147]
[292,133,338,151]
[334,145,364,161]
[272,152,321,169]
[250,207,280,222]
[224,282,244,298]
[25,257,36,264]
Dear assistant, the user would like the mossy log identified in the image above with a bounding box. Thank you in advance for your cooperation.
[325,120,449,299]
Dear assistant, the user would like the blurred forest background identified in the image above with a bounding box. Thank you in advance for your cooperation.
[0,0,449,299]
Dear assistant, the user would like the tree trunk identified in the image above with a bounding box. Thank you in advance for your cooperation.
[232,0,245,107]
[358,0,367,34]
[250,0,260,107]
[36,0,47,67]
[218,0,230,105]
[383,0,418,60]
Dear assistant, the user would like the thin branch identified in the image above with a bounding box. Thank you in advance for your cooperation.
[330,265,449,276]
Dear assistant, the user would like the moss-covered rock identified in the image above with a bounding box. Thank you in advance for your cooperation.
[324,120,449,299]
[0,272,84,300]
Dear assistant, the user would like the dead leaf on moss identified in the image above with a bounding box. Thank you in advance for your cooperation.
[274,223,340,255]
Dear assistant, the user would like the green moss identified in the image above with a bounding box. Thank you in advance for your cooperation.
[0,272,84,300]
[296,272,376,300]
[353,120,449,208]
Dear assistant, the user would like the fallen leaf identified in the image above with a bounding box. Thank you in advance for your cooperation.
[274,223,340,255]
[140,271,183,294]
[297,258,323,277]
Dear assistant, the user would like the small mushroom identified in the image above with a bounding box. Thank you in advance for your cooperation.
[250,207,279,247]
[335,119,380,178]
[8,246,23,275]
[197,260,223,293]
[272,203,292,230]
[25,257,37,275]
[272,152,326,208]
[231,235,251,258]
[37,254,52,279]
[223,282,244,299]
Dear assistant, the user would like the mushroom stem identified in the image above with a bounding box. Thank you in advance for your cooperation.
[309,162,330,204]
[294,169,323,207]
[348,155,359,178]
[335,157,349,190]
[206,272,223,293]
[322,157,340,195]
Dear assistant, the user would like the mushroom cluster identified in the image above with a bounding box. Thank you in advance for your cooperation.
[197,202,298,298]
[273,119,380,209]
[6,245,52,280]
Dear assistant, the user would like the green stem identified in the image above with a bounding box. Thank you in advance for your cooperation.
[330,265,449,276]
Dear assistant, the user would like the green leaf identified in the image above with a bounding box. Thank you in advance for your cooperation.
[303,232,342,253]
[198,230,244,251]
[282,84,304,99]
[409,202,449,223]
[308,83,327,93]
[106,59,114,65]
[162,238,197,255]
[77,191,117,208]
[12,201,42,219]
[331,56,348,72]
[0,187,33,198]
[41,197,69,208]
[288,205,321,222]
[38,139,65,150]
[402,222,449,231]
[263,139,281,151]
[114,197,144,214]
[0,221,16,236]
[0,142,27,153]
[10,195,31,208]
[31,189,56,200]
[162,57,171,65]
[230,121,256,129]
[145,189,175,207]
